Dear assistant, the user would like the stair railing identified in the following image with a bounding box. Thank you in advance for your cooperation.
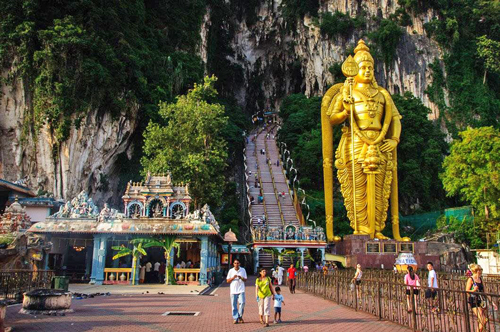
[263,126,285,227]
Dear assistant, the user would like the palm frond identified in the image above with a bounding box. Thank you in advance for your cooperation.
[113,251,131,260]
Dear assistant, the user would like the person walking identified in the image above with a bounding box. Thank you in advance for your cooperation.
[154,261,160,282]
[256,268,275,327]
[145,261,153,283]
[467,264,497,332]
[226,259,247,324]
[272,268,278,285]
[273,286,285,324]
[287,264,297,294]
[352,264,363,299]
[276,264,284,285]
[404,266,420,313]
[139,264,146,284]
[425,262,439,312]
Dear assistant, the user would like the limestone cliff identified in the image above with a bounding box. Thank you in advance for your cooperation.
[1,0,444,205]
[0,69,138,206]
[212,0,442,118]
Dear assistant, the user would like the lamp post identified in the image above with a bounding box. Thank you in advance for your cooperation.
[224,229,238,266]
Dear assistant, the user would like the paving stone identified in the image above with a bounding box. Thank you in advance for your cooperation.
[6,277,409,331]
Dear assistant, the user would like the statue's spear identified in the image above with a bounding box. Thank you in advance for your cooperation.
[341,56,359,234]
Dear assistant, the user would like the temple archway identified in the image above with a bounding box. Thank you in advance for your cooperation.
[126,201,144,218]
[148,199,164,218]
[170,201,186,219]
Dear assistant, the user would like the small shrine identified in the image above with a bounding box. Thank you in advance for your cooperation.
[28,174,222,286]
[0,197,31,234]
[122,173,191,218]
[0,198,52,270]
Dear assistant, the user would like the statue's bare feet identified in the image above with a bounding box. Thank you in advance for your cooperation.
[375,232,389,240]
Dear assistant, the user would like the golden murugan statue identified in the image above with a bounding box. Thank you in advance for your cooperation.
[321,40,409,242]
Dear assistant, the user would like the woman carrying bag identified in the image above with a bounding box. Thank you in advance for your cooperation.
[404,266,420,313]
[466,264,497,332]
[256,268,276,327]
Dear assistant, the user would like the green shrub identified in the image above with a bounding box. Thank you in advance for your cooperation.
[319,11,365,38]
[368,19,403,66]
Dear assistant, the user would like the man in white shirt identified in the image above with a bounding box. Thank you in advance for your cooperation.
[226,259,247,324]
[145,261,152,283]
[426,261,439,312]
[276,264,285,285]
[154,261,160,282]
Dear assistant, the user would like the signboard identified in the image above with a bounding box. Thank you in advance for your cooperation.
[383,243,397,253]
[366,243,380,253]
[221,253,229,265]
[399,243,414,253]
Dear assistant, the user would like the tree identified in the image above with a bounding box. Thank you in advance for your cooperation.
[142,76,229,207]
[441,126,500,220]
[477,35,500,84]
[112,241,147,285]
[138,236,180,285]
[393,92,449,213]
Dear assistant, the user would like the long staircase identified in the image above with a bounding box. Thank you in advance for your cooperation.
[246,125,304,269]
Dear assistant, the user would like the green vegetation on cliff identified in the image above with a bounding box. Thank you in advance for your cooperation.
[408,0,500,135]
[1,0,206,143]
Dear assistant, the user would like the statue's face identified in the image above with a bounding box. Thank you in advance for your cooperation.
[356,61,374,83]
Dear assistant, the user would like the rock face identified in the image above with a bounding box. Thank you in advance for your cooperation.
[219,0,442,117]
[0,70,138,206]
[1,0,442,205]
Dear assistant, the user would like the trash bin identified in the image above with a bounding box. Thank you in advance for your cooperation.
[52,276,70,291]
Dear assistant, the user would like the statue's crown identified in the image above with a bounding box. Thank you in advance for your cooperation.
[353,40,374,64]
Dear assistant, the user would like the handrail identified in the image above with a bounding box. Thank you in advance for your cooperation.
[263,126,285,226]
[297,271,500,332]
[253,127,268,228]
[277,139,309,226]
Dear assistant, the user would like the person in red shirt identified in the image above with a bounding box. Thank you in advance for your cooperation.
[287,264,297,294]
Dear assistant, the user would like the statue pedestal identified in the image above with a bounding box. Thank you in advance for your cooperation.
[332,235,440,270]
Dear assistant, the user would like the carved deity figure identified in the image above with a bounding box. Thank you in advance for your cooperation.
[99,203,112,222]
[322,40,409,242]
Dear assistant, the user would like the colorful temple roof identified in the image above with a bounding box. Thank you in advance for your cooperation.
[27,174,221,237]
[28,218,219,235]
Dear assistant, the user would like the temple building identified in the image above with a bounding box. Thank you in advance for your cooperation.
[27,174,222,285]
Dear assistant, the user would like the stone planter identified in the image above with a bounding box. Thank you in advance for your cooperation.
[20,289,73,315]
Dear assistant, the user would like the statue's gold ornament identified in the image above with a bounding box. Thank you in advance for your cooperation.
[321,40,410,242]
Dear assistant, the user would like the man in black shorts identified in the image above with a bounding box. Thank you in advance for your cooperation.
[425,262,439,312]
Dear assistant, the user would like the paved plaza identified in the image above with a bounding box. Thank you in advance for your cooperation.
[6,278,408,332]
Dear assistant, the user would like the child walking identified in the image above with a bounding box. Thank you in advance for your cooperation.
[273,287,285,324]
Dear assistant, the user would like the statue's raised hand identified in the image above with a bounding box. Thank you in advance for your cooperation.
[342,78,355,105]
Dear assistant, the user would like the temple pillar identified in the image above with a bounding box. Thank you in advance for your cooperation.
[90,234,109,285]
[253,247,262,274]
[199,236,208,285]
[319,248,325,263]
[299,248,306,268]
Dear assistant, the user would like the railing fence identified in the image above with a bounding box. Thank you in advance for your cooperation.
[297,272,500,332]
[0,270,54,300]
